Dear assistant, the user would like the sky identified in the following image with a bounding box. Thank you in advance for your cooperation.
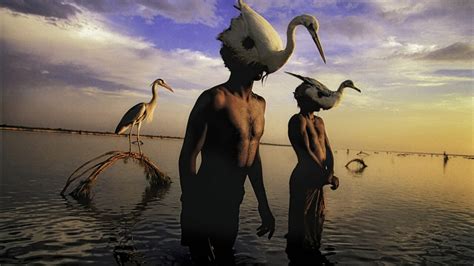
[1,0,472,154]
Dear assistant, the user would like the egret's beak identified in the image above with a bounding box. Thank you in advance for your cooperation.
[309,30,326,64]
[351,86,361,93]
[160,81,174,92]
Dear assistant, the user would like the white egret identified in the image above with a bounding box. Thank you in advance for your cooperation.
[115,79,173,153]
[217,0,326,75]
[286,72,361,110]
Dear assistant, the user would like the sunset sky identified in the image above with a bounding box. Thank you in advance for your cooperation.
[1,0,472,154]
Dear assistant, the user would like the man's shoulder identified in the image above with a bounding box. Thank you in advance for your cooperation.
[251,92,266,103]
[314,115,325,126]
[195,85,227,110]
[289,113,306,127]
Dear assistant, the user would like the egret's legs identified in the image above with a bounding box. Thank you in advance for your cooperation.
[128,122,135,153]
[136,122,142,154]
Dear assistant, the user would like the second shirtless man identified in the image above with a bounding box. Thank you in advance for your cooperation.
[179,45,275,264]
[286,81,340,263]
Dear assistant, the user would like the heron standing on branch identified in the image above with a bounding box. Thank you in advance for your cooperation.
[115,79,174,153]
[218,0,326,76]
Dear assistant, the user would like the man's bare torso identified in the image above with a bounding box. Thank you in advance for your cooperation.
[201,86,265,171]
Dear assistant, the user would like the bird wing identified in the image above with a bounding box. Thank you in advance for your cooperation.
[286,71,333,97]
[115,103,146,134]
[217,0,282,65]
[306,78,333,97]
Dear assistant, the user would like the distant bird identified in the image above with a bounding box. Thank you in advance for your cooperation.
[115,79,173,153]
[218,0,326,75]
[286,71,361,110]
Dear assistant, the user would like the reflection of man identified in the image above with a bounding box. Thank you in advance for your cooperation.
[286,85,339,263]
[179,45,275,264]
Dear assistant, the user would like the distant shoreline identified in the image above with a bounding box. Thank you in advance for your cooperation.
[0,124,183,140]
[0,124,289,147]
[1,124,472,157]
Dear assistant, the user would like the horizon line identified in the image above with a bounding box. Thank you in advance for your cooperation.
[1,124,472,157]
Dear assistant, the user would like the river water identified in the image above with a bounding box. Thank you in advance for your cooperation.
[1,131,473,264]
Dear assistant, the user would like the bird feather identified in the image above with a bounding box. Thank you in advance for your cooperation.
[218,0,282,66]
[115,103,146,134]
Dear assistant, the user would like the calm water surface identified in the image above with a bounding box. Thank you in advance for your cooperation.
[1,131,473,264]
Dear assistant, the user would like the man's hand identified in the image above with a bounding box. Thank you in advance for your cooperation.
[330,175,339,190]
[256,206,275,239]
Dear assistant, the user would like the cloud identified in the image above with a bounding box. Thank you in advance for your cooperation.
[432,69,473,78]
[72,0,222,26]
[421,42,474,61]
[0,0,221,27]
[373,0,426,22]
[0,9,228,135]
[2,49,139,94]
[0,9,228,90]
[380,36,437,58]
[372,0,474,24]
[325,15,383,41]
[0,0,80,19]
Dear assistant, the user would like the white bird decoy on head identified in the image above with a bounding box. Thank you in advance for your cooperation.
[115,78,174,153]
[286,71,361,111]
[218,0,326,75]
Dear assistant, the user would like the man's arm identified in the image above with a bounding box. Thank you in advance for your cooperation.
[324,128,334,173]
[248,147,275,239]
[178,92,210,197]
[323,120,339,190]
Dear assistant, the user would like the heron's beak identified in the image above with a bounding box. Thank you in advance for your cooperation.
[351,86,361,93]
[161,81,174,92]
[309,30,326,64]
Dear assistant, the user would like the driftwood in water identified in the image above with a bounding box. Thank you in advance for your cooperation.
[357,151,370,156]
[345,158,368,175]
[60,151,171,199]
[345,158,368,168]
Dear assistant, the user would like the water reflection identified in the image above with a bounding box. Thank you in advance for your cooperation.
[2,131,474,265]
[288,251,334,265]
[63,166,171,265]
[60,149,172,265]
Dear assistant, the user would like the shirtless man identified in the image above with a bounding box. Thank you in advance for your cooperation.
[179,45,275,264]
[286,83,339,263]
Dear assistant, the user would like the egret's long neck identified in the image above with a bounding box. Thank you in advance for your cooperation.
[274,19,299,68]
[284,19,298,57]
[149,85,158,105]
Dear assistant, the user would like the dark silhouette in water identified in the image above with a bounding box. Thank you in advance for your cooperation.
[286,88,339,264]
[179,45,275,265]
[443,151,449,172]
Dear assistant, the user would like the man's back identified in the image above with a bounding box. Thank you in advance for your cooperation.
[288,113,329,176]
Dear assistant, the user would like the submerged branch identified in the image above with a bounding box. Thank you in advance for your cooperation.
[61,151,172,200]
[345,158,368,168]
